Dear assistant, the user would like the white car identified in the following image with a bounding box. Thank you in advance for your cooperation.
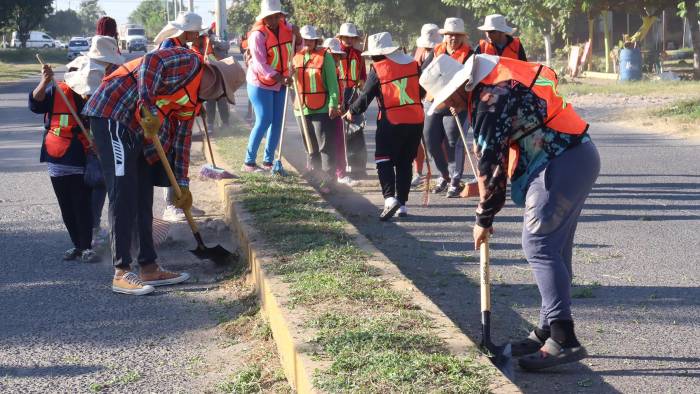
[67,38,90,60]
[11,31,55,48]
[54,40,67,49]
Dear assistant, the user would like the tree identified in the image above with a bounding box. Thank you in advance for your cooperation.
[78,0,105,35]
[679,0,700,78]
[227,0,260,35]
[4,0,53,47]
[42,9,84,39]
[129,0,168,39]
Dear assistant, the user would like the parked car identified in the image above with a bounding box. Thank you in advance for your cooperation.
[11,31,56,48]
[67,38,90,60]
[54,40,67,49]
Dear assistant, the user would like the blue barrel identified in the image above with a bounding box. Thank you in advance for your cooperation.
[619,48,642,81]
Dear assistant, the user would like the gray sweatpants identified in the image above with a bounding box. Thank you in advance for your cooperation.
[521,141,600,329]
[423,109,467,185]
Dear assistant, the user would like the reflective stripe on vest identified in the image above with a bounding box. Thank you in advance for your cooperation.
[340,47,362,88]
[46,81,89,158]
[479,38,521,60]
[374,59,424,125]
[293,49,328,111]
[478,57,588,178]
[250,20,293,86]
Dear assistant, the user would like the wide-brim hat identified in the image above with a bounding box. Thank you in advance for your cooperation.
[336,22,360,38]
[79,35,124,65]
[416,23,442,48]
[171,11,204,33]
[300,25,322,41]
[64,56,107,96]
[420,54,498,115]
[200,56,246,104]
[439,17,467,35]
[256,0,287,21]
[322,38,345,55]
[478,14,516,35]
[361,32,399,57]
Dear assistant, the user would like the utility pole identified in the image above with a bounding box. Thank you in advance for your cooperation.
[189,0,194,12]
[215,0,227,40]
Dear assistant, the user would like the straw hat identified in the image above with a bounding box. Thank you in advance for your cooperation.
[416,23,442,49]
[322,38,345,55]
[478,14,516,35]
[200,56,246,104]
[80,35,124,65]
[419,54,498,115]
[336,22,360,38]
[439,17,467,35]
[299,25,321,41]
[256,0,287,21]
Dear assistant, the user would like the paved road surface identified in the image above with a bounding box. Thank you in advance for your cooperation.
[230,76,699,393]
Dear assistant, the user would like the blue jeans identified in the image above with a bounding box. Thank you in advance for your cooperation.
[245,83,286,165]
[521,141,600,329]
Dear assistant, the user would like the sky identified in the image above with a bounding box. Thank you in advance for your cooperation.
[53,0,221,26]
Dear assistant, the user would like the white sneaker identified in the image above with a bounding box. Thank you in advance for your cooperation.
[398,205,408,217]
[337,176,359,187]
[410,174,424,188]
[163,205,186,222]
[380,197,400,221]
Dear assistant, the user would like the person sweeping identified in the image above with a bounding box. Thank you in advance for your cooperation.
[420,54,599,370]
[475,14,527,60]
[344,32,425,221]
[293,25,341,194]
[420,17,473,198]
[83,46,240,295]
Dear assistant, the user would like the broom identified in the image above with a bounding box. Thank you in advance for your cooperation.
[272,36,296,177]
[197,115,236,180]
[420,135,432,207]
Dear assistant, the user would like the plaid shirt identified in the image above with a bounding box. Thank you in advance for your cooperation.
[83,47,201,185]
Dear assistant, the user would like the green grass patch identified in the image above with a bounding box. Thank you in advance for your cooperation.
[214,114,494,392]
[559,80,700,97]
[218,365,264,393]
[0,48,66,82]
[653,99,700,123]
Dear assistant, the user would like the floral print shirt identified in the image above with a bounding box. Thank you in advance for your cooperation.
[470,81,590,228]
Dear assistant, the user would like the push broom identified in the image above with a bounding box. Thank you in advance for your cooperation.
[197,115,235,180]
[271,36,296,177]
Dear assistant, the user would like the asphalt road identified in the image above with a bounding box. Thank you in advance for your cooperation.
[229,75,699,393]
[0,71,243,392]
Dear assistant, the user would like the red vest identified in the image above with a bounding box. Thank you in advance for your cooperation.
[340,46,363,88]
[434,42,472,64]
[479,37,522,60]
[478,57,588,177]
[293,49,328,111]
[374,58,424,125]
[45,81,89,159]
[250,19,293,86]
[103,56,203,123]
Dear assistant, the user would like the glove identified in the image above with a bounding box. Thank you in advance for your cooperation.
[173,185,193,211]
[139,106,162,139]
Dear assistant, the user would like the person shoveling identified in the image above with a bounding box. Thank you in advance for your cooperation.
[420,54,600,371]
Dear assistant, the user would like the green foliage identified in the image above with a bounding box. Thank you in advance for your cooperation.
[42,9,84,39]
[2,0,54,48]
[77,0,105,35]
[128,0,168,39]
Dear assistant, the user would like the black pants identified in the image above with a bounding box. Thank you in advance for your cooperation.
[91,117,157,269]
[205,97,230,126]
[91,183,106,229]
[375,119,422,205]
[296,113,336,181]
[50,175,93,250]
[343,87,367,175]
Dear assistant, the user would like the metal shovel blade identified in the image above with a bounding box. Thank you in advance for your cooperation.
[190,232,237,266]
[482,340,515,380]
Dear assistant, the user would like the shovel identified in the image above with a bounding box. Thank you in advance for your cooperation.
[452,110,479,198]
[480,236,515,379]
[143,109,235,265]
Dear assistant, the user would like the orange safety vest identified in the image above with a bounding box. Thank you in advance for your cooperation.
[249,19,293,86]
[477,57,588,177]
[374,58,424,125]
[103,56,203,123]
[479,37,522,60]
[434,42,473,64]
[293,49,328,111]
[45,81,89,158]
[340,46,363,88]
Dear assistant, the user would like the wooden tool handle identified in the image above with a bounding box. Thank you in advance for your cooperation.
[480,237,491,313]
[197,116,217,168]
[453,113,478,179]
[291,73,316,155]
[275,35,295,161]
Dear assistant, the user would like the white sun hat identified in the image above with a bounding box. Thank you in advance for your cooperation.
[171,11,205,33]
[300,25,321,41]
[79,35,124,65]
[478,14,516,35]
[361,32,413,64]
[336,22,360,38]
[420,54,498,115]
[439,17,467,35]
[256,0,287,21]
[416,23,442,49]
[322,38,345,55]
[64,57,107,96]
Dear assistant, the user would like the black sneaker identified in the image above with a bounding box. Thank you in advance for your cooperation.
[63,248,81,261]
[518,338,588,371]
[80,249,99,263]
[433,177,449,194]
[446,182,465,198]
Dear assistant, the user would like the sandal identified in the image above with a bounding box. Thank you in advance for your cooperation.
[518,338,588,371]
[512,330,545,357]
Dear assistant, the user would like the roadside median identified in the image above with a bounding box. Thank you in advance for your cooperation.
[208,113,519,393]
